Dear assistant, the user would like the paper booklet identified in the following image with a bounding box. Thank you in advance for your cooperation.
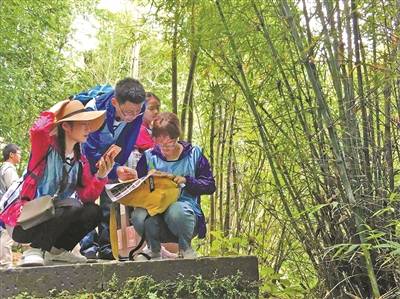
[105,173,152,203]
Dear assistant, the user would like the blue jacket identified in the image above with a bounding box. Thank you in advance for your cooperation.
[82,91,144,180]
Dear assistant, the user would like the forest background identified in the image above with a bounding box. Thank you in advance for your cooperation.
[1,0,400,298]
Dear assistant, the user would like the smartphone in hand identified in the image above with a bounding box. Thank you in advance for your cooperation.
[96,144,121,167]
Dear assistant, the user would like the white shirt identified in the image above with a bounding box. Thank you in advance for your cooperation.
[0,162,19,195]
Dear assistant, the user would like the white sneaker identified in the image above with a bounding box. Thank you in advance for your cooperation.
[134,247,161,261]
[45,249,87,264]
[180,248,197,259]
[19,248,44,267]
[161,245,178,259]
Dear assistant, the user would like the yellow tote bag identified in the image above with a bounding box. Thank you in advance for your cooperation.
[110,176,180,259]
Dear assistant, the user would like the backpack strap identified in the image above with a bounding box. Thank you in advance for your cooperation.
[109,203,119,260]
[109,202,148,261]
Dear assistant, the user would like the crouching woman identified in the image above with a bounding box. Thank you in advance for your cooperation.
[0,100,114,266]
[132,112,216,260]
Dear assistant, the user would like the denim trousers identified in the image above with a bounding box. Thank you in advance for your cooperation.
[131,201,197,253]
[80,190,115,256]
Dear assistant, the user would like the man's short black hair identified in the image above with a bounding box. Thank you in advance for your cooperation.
[115,78,146,104]
[2,144,20,161]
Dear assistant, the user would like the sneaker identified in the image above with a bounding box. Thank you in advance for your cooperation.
[19,248,44,267]
[134,247,161,261]
[82,248,98,260]
[180,248,197,259]
[98,250,114,260]
[45,249,87,264]
[161,245,178,259]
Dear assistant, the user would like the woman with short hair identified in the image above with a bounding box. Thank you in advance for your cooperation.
[132,112,216,260]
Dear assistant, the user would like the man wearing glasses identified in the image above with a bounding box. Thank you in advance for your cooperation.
[81,77,146,260]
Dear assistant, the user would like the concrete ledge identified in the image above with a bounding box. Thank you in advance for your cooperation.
[0,256,258,298]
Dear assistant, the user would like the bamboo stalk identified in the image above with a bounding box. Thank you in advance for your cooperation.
[280,1,380,296]
[171,10,178,115]
[224,102,235,237]
[215,0,320,269]
[209,90,216,244]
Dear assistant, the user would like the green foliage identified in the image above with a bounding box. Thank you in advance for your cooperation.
[209,230,249,256]
[259,264,315,299]
[4,0,400,297]
[13,272,258,299]
[0,0,92,166]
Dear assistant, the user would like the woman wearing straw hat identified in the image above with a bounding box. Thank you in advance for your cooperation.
[0,100,114,266]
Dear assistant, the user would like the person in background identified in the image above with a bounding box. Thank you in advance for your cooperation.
[0,144,21,268]
[126,92,161,169]
[0,144,21,196]
[136,92,161,153]
[132,112,216,260]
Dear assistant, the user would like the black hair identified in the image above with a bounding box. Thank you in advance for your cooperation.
[146,92,161,103]
[2,144,20,161]
[57,123,84,188]
[115,78,146,104]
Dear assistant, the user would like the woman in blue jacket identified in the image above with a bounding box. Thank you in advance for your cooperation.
[132,112,216,260]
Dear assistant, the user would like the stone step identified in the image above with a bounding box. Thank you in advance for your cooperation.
[0,256,259,298]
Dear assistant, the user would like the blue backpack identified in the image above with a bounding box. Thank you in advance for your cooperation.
[72,84,113,105]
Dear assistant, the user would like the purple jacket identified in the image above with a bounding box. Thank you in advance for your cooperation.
[137,141,215,238]
[136,141,216,196]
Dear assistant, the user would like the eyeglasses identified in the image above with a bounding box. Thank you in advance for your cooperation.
[117,102,144,121]
[154,138,178,149]
[118,103,144,117]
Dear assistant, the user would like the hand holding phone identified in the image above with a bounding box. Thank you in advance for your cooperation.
[96,155,114,178]
[104,144,121,160]
[96,144,121,168]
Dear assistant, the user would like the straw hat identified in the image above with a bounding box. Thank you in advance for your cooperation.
[54,100,105,132]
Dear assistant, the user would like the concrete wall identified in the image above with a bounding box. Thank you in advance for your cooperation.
[0,256,258,298]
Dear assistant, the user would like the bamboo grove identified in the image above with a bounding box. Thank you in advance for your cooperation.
[1,0,400,297]
[148,0,400,297]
